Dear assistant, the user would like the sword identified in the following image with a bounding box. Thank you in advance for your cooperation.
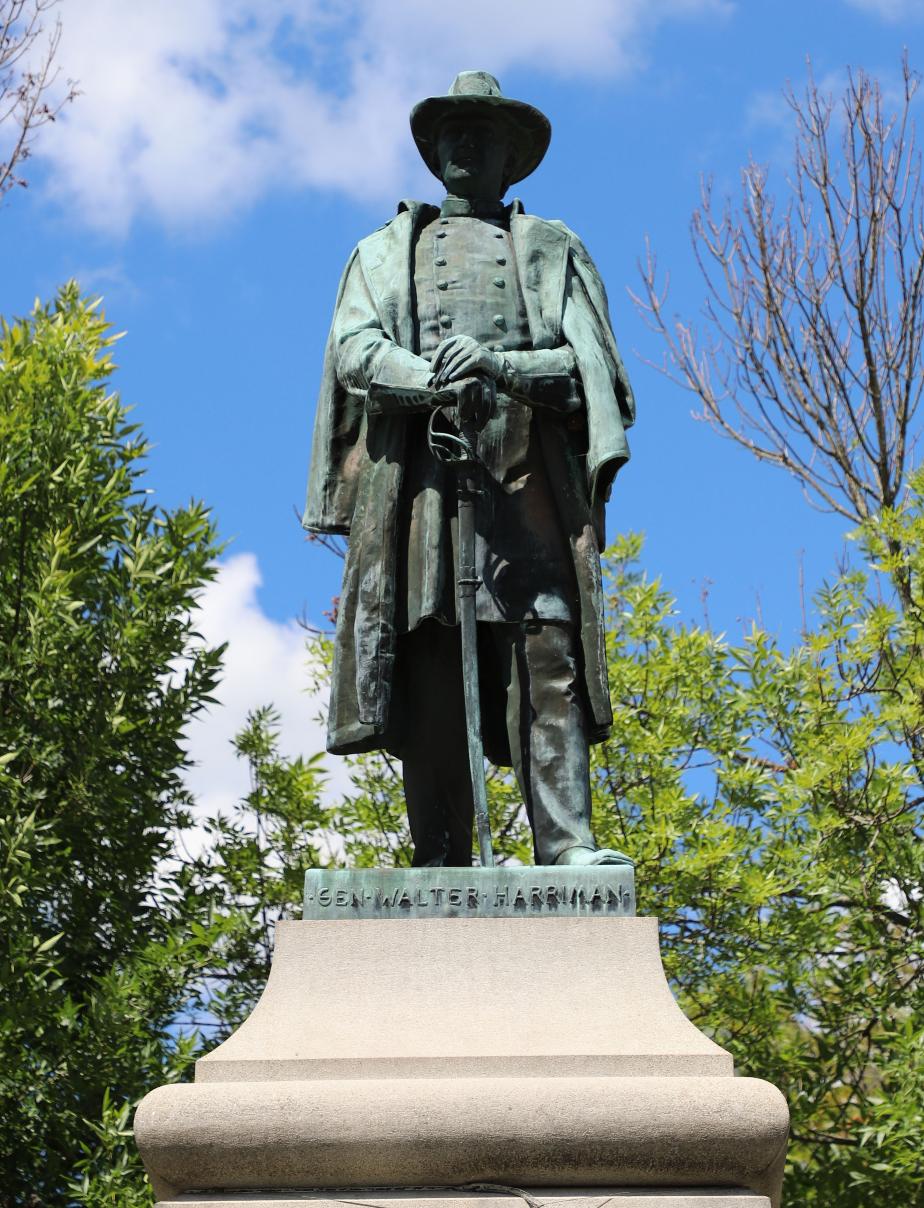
[426,382,495,868]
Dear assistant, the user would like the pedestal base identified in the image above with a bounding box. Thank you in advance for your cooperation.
[154,1190,771,1208]
[136,918,788,1206]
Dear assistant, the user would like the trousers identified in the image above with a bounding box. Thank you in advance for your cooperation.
[394,619,596,867]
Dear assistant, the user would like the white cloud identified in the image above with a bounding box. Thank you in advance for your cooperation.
[843,0,923,20]
[39,0,730,233]
[179,552,344,838]
[68,260,140,303]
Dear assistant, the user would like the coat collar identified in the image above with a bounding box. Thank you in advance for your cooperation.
[439,195,507,220]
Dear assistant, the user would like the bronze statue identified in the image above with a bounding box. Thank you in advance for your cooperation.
[305,72,635,868]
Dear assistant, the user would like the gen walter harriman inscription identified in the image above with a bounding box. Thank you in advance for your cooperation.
[303,867,635,920]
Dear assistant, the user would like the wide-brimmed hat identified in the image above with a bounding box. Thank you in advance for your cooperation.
[410,71,551,187]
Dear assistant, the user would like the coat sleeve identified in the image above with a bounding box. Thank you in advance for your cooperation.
[304,245,430,534]
[304,251,363,535]
[304,239,441,535]
[333,254,434,415]
[496,346,582,412]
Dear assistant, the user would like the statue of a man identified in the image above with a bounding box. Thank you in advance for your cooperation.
[305,72,635,868]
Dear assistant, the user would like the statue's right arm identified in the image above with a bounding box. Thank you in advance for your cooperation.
[333,256,435,414]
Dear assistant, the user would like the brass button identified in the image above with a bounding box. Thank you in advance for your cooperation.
[437,281,449,290]
[435,257,447,266]
[493,314,506,328]
[496,256,506,265]
[493,277,505,288]
[439,315,452,328]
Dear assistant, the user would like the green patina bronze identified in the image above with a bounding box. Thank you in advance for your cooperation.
[303,866,635,920]
[305,71,636,870]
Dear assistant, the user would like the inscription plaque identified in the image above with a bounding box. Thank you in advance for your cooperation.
[303,866,635,920]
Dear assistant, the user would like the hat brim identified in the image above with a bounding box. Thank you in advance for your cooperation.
[410,94,551,187]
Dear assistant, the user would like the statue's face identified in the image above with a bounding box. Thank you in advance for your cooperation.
[436,114,510,200]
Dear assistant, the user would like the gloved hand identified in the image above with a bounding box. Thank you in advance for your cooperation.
[431,335,504,388]
[434,375,496,430]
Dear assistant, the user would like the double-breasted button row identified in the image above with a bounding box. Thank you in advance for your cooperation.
[418,218,524,346]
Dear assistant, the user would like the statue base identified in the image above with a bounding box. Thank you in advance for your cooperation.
[152,1189,771,1207]
[135,905,788,1206]
[302,866,635,919]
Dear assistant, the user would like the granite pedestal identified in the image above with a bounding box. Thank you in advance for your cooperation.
[135,871,788,1208]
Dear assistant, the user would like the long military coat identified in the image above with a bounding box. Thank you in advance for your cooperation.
[304,199,635,762]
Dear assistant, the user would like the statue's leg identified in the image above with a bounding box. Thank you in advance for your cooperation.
[396,620,475,867]
[496,621,597,865]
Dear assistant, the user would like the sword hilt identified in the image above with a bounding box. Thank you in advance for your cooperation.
[427,406,478,465]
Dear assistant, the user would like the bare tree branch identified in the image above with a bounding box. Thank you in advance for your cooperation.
[633,55,924,540]
[0,0,77,198]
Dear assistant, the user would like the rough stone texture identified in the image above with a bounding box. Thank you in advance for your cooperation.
[135,918,788,1206]
[155,1192,771,1208]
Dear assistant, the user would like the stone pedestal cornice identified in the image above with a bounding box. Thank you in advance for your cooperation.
[135,917,788,1206]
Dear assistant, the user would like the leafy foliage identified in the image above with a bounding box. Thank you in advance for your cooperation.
[132,516,921,1207]
[2,288,919,1207]
[189,704,331,1035]
[0,286,223,1204]
[592,522,923,1205]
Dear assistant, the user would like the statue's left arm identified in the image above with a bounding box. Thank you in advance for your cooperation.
[492,229,635,511]
[558,231,635,511]
[470,227,635,508]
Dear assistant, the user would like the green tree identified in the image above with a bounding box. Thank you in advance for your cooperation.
[630,58,923,1199]
[16,68,921,1201]
[593,521,922,1205]
[0,286,223,1204]
[116,518,919,1206]
[191,704,331,1035]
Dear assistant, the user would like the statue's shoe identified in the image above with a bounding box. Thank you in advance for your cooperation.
[554,845,634,867]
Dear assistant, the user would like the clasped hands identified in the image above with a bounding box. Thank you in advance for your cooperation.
[428,335,504,429]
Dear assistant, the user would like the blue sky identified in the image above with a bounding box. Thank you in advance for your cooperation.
[2,0,922,809]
